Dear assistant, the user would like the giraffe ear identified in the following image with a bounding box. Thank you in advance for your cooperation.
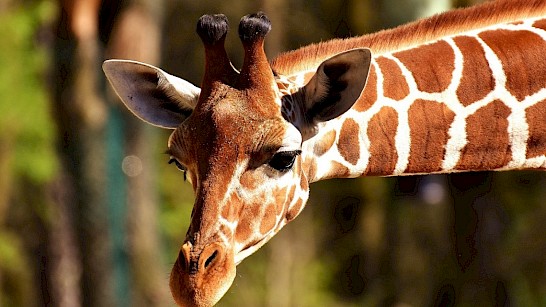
[102,60,201,129]
[303,48,372,122]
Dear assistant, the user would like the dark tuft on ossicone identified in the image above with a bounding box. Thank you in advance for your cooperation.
[238,12,271,43]
[196,14,229,45]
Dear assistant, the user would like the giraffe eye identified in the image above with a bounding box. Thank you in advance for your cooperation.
[268,150,301,172]
[168,157,188,180]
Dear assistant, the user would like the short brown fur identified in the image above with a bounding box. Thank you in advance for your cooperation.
[271,0,546,75]
[366,107,398,175]
[526,99,546,159]
[376,57,410,101]
[454,36,495,107]
[456,100,512,170]
[406,100,455,173]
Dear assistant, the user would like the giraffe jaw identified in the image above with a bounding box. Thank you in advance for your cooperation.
[234,229,279,265]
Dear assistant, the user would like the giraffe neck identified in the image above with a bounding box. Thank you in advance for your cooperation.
[271,0,546,75]
[293,17,546,182]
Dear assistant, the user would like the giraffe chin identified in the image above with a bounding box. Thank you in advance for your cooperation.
[169,245,236,307]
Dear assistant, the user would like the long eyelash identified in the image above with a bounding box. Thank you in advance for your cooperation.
[168,157,188,181]
[290,150,302,156]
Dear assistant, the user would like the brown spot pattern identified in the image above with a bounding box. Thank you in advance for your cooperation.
[479,29,546,102]
[222,193,241,223]
[313,130,337,156]
[273,186,292,231]
[299,171,308,192]
[305,159,318,182]
[286,199,303,222]
[456,100,511,170]
[406,100,455,173]
[235,219,252,244]
[532,18,546,31]
[235,202,261,243]
[526,99,546,159]
[354,65,377,112]
[395,40,455,93]
[329,161,351,178]
[259,205,277,234]
[454,36,495,107]
[274,187,288,215]
[366,107,399,176]
[221,202,233,223]
[376,57,410,101]
[220,224,233,238]
[240,171,258,190]
[338,118,361,165]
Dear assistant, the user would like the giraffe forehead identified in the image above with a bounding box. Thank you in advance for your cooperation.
[198,75,283,115]
[169,107,292,163]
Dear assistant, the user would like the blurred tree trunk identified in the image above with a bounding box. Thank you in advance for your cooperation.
[54,1,169,306]
[0,143,36,306]
[0,140,10,303]
[102,1,170,305]
[53,0,114,306]
[48,173,81,307]
[447,173,509,305]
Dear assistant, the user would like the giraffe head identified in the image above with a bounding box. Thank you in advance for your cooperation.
[103,12,371,307]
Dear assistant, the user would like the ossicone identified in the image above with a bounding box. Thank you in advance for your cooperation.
[238,12,271,43]
[237,12,275,91]
[196,14,229,45]
[195,13,238,97]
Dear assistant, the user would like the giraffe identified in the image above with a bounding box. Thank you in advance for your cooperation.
[102,1,546,306]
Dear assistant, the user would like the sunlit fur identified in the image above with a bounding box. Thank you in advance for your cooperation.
[104,1,546,306]
[271,0,546,75]
[164,13,311,307]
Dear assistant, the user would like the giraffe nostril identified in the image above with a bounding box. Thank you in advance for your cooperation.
[177,250,187,271]
[204,250,218,269]
[199,243,224,271]
[178,242,193,273]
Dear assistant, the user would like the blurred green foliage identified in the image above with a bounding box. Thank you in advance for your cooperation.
[0,0,57,184]
[0,1,58,306]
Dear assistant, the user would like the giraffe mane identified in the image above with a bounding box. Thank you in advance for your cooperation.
[271,0,546,76]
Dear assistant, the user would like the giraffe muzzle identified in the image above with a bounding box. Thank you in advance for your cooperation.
[170,241,236,307]
[177,241,223,275]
